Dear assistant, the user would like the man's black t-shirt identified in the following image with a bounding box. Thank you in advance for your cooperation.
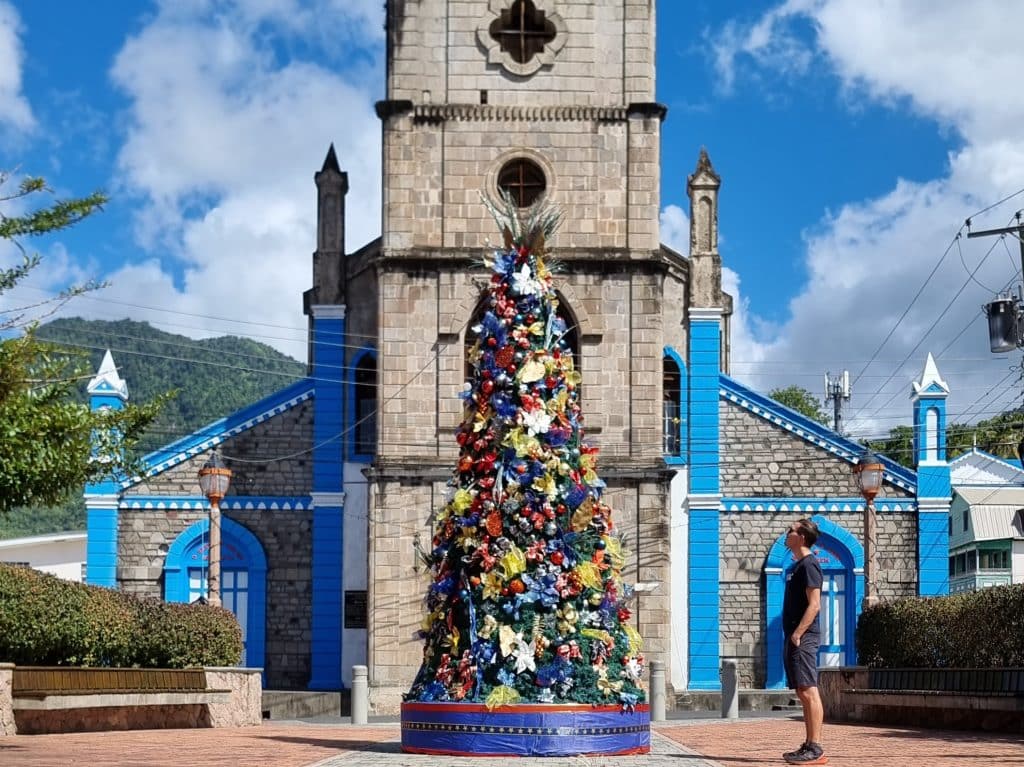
[783,554,823,637]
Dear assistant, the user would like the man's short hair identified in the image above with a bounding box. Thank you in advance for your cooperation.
[796,518,819,547]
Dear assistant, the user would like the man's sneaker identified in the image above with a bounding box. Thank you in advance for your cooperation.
[782,743,809,761]
[784,742,827,764]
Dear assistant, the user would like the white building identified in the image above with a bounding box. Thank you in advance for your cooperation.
[948,449,1024,593]
[0,531,87,582]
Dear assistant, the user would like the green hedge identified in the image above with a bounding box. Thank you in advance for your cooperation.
[857,583,1024,667]
[0,563,242,667]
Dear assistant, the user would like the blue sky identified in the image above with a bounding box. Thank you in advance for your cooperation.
[2,0,1023,441]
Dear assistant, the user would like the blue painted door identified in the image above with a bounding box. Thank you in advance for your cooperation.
[189,566,250,665]
[817,571,847,667]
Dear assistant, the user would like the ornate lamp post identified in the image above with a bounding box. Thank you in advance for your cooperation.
[198,454,232,607]
[853,449,884,610]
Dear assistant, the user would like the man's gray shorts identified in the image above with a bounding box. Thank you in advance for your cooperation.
[784,634,819,689]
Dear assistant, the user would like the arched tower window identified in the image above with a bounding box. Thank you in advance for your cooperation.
[488,0,557,65]
[352,351,377,459]
[465,294,579,384]
[925,407,938,462]
[498,158,546,208]
[663,356,682,455]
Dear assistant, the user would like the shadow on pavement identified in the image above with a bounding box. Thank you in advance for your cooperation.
[261,734,401,754]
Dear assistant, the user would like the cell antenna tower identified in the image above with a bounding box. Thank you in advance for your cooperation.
[825,370,851,434]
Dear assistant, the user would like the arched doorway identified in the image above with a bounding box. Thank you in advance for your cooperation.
[164,517,267,672]
[763,515,864,688]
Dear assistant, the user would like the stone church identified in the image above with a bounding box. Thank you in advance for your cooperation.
[84,0,949,710]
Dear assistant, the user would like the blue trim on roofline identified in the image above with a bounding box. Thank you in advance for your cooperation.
[719,374,917,493]
[120,495,312,511]
[120,378,314,490]
[722,497,917,513]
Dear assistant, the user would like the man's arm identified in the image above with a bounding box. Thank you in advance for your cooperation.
[789,586,821,646]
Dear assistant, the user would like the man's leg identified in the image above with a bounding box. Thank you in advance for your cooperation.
[795,685,823,745]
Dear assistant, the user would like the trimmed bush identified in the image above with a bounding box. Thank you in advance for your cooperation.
[857,583,1024,667]
[0,563,242,667]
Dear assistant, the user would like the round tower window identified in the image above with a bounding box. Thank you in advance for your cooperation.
[498,158,546,208]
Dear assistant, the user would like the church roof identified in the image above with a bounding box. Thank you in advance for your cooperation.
[912,352,949,397]
[949,448,1024,486]
[719,373,917,494]
[119,377,314,490]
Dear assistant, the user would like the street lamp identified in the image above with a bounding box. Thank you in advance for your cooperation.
[853,449,884,610]
[198,453,232,608]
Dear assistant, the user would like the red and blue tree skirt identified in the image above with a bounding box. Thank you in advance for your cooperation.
[401,702,651,756]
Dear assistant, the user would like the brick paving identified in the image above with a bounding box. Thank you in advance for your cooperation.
[2,718,1023,767]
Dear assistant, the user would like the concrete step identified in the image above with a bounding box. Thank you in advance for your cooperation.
[674,688,797,712]
[262,690,348,720]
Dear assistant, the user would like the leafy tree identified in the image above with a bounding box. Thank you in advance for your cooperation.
[0,173,164,513]
[769,385,829,426]
[867,425,914,469]
[947,409,1024,462]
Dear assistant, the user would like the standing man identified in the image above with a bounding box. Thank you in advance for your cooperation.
[782,518,827,765]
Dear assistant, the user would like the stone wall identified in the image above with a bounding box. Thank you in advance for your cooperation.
[204,667,262,727]
[365,464,671,713]
[117,509,312,690]
[720,402,912,499]
[375,263,674,467]
[124,400,313,498]
[2,666,261,734]
[0,664,13,736]
[719,510,918,687]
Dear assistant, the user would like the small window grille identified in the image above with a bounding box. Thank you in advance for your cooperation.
[488,0,557,65]
[497,158,546,208]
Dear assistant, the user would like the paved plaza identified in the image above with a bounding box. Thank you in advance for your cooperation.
[2,717,1024,767]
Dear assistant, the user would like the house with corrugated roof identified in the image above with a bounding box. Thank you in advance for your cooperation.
[949,449,1024,593]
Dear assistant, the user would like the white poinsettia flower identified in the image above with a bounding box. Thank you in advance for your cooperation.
[623,657,643,681]
[512,264,541,296]
[513,638,537,674]
[521,408,553,436]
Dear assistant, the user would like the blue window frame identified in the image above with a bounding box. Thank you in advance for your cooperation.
[663,346,687,464]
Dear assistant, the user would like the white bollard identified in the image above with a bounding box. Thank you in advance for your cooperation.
[721,659,739,719]
[649,660,666,721]
[351,665,368,725]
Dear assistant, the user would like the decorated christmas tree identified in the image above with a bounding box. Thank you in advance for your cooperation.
[404,197,647,715]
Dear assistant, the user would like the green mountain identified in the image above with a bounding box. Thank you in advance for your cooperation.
[0,318,305,539]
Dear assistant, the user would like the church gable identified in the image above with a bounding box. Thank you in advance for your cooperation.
[950,448,1024,486]
[719,375,916,498]
[121,378,314,499]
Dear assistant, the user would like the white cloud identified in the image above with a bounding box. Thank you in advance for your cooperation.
[0,1,34,134]
[709,0,817,93]
[84,0,385,360]
[710,1,1024,438]
[659,204,689,254]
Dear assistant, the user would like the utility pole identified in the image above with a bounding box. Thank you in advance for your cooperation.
[974,214,1024,459]
[824,370,850,433]
[973,213,1024,353]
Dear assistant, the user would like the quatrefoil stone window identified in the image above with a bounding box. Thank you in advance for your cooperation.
[477,0,567,77]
